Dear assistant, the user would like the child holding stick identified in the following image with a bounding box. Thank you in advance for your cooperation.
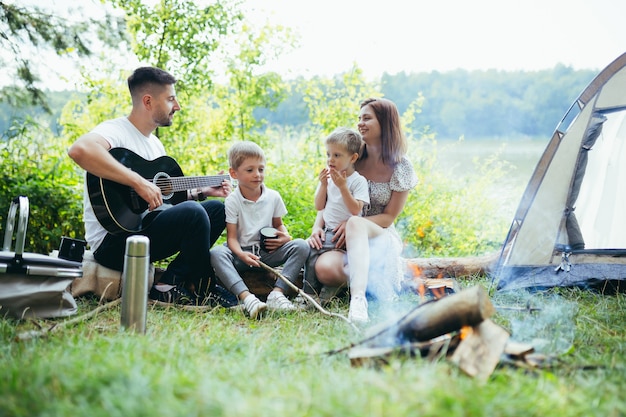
[210,141,309,319]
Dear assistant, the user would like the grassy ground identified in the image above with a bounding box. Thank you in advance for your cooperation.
[0,280,624,417]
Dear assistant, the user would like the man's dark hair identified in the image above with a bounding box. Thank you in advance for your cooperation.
[127,67,177,101]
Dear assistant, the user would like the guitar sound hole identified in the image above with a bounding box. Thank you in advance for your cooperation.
[154,172,174,200]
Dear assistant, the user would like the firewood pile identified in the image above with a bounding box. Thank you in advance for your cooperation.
[344,285,545,380]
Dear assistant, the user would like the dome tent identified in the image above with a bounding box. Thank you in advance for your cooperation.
[495,52,626,291]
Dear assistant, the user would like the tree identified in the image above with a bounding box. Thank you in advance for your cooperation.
[298,66,379,151]
[0,1,126,111]
[103,0,295,166]
[108,0,244,95]
[212,22,294,145]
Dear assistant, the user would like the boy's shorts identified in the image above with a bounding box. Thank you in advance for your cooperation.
[304,229,345,294]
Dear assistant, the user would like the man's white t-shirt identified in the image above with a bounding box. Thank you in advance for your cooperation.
[224,184,287,248]
[83,117,166,251]
[321,171,370,229]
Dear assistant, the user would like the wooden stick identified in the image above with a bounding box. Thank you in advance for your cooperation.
[405,251,500,278]
[494,305,542,313]
[15,298,122,341]
[322,299,440,357]
[257,261,358,331]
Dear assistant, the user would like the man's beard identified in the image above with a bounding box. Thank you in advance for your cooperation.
[154,111,174,127]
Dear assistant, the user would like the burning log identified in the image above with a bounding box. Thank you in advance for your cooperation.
[347,285,495,352]
[404,250,501,279]
[394,285,495,342]
[347,285,514,379]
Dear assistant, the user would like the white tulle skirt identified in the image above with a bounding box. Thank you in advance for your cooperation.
[362,225,404,300]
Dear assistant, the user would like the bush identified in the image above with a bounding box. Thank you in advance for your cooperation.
[0,118,83,254]
[399,138,511,257]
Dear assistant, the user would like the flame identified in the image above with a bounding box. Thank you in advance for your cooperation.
[417,281,426,300]
[409,262,423,278]
[459,326,473,340]
[409,262,426,300]
[429,285,446,300]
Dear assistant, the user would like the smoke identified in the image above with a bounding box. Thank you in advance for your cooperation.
[491,289,578,355]
[362,232,417,323]
[364,233,403,301]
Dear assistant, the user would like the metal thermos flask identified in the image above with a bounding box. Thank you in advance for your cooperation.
[120,235,150,333]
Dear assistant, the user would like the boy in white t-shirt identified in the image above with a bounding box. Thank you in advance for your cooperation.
[303,127,369,299]
[210,141,310,319]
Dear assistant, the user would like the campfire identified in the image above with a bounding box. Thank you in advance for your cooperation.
[232,260,554,380]
[343,284,546,380]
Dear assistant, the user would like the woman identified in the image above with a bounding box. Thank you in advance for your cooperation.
[309,97,418,323]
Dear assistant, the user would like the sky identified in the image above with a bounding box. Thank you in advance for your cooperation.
[242,0,626,78]
[7,0,626,88]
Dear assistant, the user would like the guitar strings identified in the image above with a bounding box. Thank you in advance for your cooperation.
[153,175,229,192]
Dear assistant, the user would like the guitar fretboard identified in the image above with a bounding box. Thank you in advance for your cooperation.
[153,174,230,193]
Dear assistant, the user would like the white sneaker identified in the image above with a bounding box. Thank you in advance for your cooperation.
[243,294,267,319]
[348,295,369,324]
[266,291,297,311]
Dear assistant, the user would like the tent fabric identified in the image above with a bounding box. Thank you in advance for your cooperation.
[496,52,626,291]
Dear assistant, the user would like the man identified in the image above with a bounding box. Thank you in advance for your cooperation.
[68,66,235,307]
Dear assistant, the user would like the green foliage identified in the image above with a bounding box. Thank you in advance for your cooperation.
[0,2,126,110]
[399,138,511,257]
[98,0,294,173]
[0,118,83,254]
[109,0,244,93]
[213,23,293,145]
[295,67,380,161]
[299,67,380,133]
[59,71,131,141]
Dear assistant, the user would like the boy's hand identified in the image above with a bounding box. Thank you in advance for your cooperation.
[307,227,325,249]
[263,230,291,252]
[329,168,347,189]
[239,252,260,267]
[318,168,330,186]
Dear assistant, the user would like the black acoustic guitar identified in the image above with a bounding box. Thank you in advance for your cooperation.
[87,147,230,235]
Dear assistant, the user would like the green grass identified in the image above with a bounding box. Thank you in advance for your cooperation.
[1,281,624,417]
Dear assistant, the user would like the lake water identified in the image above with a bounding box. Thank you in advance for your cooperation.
[434,137,548,220]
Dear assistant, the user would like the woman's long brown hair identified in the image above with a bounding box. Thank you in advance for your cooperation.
[359,97,407,167]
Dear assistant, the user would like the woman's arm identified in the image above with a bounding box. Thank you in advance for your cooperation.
[307,210,326,249]
[331,189,409,248]
[364,189,410,228]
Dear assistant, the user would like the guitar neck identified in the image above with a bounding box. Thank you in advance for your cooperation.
[157,174,230,192]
